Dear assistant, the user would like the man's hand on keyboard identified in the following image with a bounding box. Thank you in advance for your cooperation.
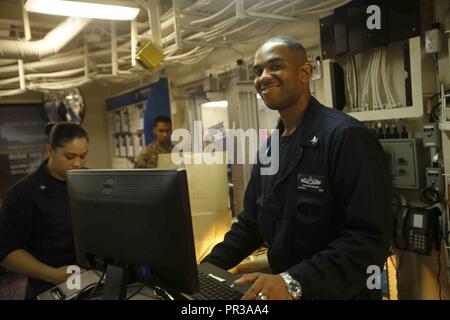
[234,273,293,300]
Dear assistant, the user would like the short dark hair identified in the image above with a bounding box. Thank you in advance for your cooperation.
[45,122,89,149]
[153,115,171,128]
[263,35,306,55]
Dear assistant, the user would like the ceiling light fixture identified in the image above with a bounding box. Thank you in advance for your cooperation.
[25,0,140,21]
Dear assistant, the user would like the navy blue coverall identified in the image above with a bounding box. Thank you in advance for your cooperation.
[0,161,76,299]
[204,97,393,299]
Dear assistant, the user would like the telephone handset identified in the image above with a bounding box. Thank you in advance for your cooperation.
[393,207,441,255]
[394,206,409,250]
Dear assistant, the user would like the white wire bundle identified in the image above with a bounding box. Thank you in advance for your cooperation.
[351,55,357,109]
[291,0,352,14]
[345,56,358,111]
[361,51,374,111]
[380,48,397,108]
[371,50,383,110]
[360,48,399,111]
[346,56,354,110]
[189,1,236,26]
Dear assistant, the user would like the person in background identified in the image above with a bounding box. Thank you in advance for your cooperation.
[0,122,89,299]
[135,115,173,168]
[202,36,393,300]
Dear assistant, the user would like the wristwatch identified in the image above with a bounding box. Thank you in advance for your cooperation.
[279,272,302,300]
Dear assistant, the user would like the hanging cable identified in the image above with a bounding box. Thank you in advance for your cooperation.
[346,56,354,109]
[361,51,374,110]
[437,247,443,300]
[381,48,396,107]
[189,1,236,25]
[352,55,358,108]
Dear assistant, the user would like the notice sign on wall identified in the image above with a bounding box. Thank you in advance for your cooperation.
[0,104,48,198]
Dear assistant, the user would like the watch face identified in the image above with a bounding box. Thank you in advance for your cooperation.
[289,282,301,294]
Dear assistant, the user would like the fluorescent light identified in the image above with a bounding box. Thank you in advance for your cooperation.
[201,100,229,108]
[25,0,140,21]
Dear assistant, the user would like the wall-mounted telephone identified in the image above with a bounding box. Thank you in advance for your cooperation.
[393,206,441,255]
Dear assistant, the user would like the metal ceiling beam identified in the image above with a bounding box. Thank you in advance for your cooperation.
[131,19,137,67]
[147,0,162,46]
[111,21,118,75]
[173,0,183,47]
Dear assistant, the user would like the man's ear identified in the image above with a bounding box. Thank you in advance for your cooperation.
[46,144,54,157]
[299,63,313,84]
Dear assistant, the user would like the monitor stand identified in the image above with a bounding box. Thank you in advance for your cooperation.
[102,264,129,300]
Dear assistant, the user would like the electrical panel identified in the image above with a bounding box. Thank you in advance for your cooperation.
[334,5,348,56]
[380,139,425,189]
[319,0,421,58]
[347,0,388,55]
[422,123,441,148]
[320,14,335,59]
[330,62,346,110]
[387,0,421,44]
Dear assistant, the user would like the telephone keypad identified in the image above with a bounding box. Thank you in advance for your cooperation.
[409,230,427,252]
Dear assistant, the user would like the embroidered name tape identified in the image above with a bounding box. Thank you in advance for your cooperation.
[297,174,326,193]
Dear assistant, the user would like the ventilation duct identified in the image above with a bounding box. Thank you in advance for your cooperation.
[0,17,91,61]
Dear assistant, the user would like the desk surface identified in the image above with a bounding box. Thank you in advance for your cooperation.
[37,251,269,301]
[38,271,161,300]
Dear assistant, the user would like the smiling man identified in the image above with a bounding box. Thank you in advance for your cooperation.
[202,36,393,300]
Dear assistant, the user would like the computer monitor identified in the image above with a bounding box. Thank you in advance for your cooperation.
[67,169,199,299]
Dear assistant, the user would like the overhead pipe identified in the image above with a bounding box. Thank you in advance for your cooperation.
[0,17,91,61]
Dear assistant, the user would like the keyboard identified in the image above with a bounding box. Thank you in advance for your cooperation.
[193,272,243,300]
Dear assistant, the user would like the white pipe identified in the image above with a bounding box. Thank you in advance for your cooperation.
[361,52,373,108]
[370,52,376,109]
[0,17,91,61]
[18,0,30,92]
[346,57,353,108]
[0,88,26,97]
[18,59,26,90]
[0,77,19,86]
[26,67,85,79]
[183,0,212,13]
[21,0,32,41]
[0,55,85,77]
[371,50,381,109]
[83,38,89,81]
[111,21,118,75]
[351,56,357,106]
[190,1,235,25]
[27,76,91,90]
[45,47,84,60]
[0,60,17,66]
[131,19,137,67]
[381,49,396,106]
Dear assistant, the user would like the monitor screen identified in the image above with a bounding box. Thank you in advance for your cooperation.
[67,169,199,298]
